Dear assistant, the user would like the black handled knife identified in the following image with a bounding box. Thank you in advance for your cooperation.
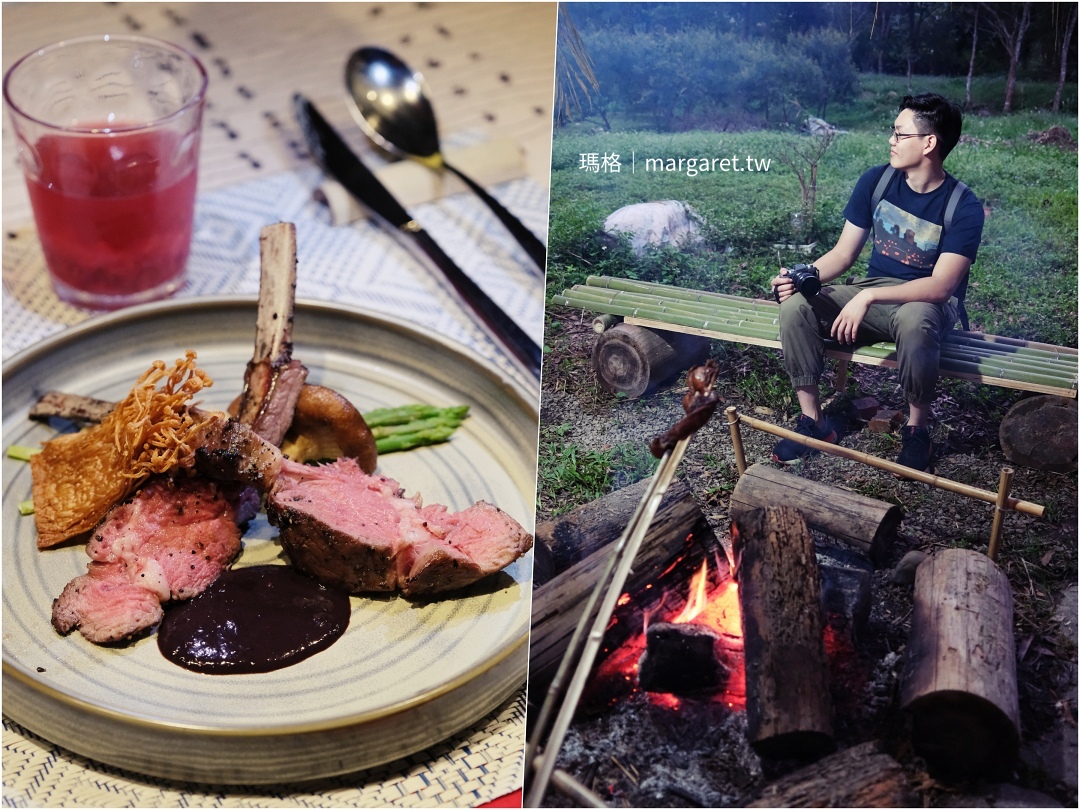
[293,94,542,381]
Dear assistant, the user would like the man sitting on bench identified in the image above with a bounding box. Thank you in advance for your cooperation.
[770,92,985,472]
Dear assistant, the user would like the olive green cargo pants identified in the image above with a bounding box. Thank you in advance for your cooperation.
[778,276,958,407]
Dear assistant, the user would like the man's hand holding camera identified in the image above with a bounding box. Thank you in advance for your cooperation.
[770,263,821,304]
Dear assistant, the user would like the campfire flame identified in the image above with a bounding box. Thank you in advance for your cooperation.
[586,553,747,713]
[672,560,709,624]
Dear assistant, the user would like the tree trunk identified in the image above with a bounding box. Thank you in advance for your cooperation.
[733,506,835,760]
[730,463,901,567]
[900,548,1021,778]
[984,2,1032,113]
[591,323,710,398]
[966,7,979,109]
[528,478,718,701]
[1053,6,1077,112]
[747,740,917,807]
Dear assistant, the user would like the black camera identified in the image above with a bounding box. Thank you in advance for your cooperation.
[774,263,821,302]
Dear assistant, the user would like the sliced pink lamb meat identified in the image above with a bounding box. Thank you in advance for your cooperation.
[267,458,532,596]
[52,476,258,643]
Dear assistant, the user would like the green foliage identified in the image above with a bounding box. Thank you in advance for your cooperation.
[580,23,862,130]
[535,423,616,516]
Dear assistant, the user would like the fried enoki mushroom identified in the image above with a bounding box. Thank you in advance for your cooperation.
[29,352,214,549]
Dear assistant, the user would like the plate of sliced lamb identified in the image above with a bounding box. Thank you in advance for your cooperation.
[1,224,537,784]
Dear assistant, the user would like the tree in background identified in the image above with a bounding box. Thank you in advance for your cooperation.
[557,1,1076,129]
[1052,4,1077,112]
[981,2,1032,113]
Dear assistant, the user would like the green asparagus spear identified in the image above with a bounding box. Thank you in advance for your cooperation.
[375,425,458,454]
[370,414,465,440]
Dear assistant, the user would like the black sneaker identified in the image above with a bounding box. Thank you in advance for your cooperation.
[896,425,933,473]
[771,414,837,464]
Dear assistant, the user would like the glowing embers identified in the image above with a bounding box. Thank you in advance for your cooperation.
[586,557,746,712]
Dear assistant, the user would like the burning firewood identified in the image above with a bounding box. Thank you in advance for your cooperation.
[525,361,722,807]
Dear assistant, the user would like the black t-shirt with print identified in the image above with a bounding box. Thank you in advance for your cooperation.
[844,164,985,284]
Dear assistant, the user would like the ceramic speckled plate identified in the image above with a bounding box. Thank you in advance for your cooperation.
[2,298,536,785]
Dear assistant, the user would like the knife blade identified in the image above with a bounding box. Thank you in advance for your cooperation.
[293,94,542,381]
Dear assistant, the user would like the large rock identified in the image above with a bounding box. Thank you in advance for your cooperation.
[601,200,704,256]
[998,395,1078,472]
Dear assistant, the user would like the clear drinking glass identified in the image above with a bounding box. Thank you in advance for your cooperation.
[4,35,208,310]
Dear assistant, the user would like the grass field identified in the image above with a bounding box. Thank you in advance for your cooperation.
[546,75,1078,347]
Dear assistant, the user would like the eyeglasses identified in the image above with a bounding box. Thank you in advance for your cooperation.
[889,128,930,141]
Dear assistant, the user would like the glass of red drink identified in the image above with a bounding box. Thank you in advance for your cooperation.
[4,35,208,310]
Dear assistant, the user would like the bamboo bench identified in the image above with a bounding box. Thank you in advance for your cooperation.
[551,275,1079,400]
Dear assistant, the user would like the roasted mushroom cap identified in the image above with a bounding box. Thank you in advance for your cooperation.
[279,385,378,472]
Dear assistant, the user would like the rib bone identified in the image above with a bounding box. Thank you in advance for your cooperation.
[236,222,308,446]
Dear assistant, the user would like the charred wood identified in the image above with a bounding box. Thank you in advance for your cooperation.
[534,475,714,584]
[637,621,730,695]
[528,478,720,709]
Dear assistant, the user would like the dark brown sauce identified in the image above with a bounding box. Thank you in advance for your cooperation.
[158,565,351,674]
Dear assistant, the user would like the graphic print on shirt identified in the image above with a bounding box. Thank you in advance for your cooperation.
[872,200,942,270]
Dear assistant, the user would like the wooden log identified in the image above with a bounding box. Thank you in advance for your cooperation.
[730,463,901,567]
[747,740,917,807]
[999,394,1078,472]
[733,506,835,760]
[900,547,1021,779]
[591,322,709,398]
[534,476,712,583]
[528,478,718,703]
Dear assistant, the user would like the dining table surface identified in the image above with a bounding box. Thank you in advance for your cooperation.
[2,2,556,806]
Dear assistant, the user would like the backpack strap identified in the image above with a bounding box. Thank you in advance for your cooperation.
[943,180,971,330]
[870,165,896,215]
[944,180,968,232]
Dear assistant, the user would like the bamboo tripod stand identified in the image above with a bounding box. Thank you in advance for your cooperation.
[723,406,1044,561]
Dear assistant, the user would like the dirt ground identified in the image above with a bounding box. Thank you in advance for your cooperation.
[533,310,1078,808]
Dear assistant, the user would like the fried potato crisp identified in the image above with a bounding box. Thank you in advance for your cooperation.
[30,352,213,548]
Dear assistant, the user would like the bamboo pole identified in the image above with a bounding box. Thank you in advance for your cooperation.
[987,467,1014,561]
[728,408,1044,518]
[591,313,617,334]
[558,291,1075,385]
[726,405,748,474]
[525,437,693,806]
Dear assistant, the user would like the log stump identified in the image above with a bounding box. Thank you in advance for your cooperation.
[534,476,712,584]
[747,740,917,807]
[733,506,835,760]
[900,548,1021,779]
[730,463,901,567]
[591,323,710,398]
[999,394,1078,472]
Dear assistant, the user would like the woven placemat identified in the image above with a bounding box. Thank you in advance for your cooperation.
[3,688,525,808]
